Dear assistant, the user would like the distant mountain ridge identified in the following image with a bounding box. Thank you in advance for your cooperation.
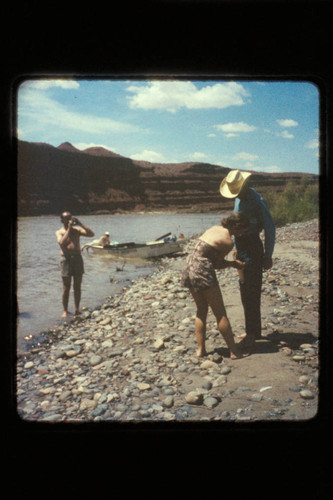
[17,140,318,216]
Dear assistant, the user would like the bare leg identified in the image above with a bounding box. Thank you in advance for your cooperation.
[73,274,82,315]
[62,276,71,317]
[238,268,245,283]
[203,285,248,359]
[190,288,209,357]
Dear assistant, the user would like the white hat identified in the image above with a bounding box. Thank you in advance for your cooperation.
[220,169,252,199]
[105,231,109,235]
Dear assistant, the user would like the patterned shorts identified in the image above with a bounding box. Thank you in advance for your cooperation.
[181,240,220,292]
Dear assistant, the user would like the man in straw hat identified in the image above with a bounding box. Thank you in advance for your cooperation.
[220,170,276,346]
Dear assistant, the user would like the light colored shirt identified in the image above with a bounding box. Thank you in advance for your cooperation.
[234,187,275,258]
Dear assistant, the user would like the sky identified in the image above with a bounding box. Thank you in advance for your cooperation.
[16,78,320,174]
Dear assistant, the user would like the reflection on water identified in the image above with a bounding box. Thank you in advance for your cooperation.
[16,212,225,350]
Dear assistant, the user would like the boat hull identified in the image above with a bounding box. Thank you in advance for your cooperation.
[88,239,185,259]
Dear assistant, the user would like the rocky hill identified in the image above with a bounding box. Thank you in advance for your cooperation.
[17,140,318,216]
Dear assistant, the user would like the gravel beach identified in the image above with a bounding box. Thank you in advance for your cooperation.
[16,219,320,423]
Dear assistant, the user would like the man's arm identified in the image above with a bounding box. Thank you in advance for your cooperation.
[75,219,95,237]
[258,195,275,268]
[56,226,71,247]
[215,255,246,270]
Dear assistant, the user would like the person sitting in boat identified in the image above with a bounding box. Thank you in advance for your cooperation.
[81,232,110,251]
[98,231,110,246]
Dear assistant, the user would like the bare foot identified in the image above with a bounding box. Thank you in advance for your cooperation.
[74,309,81,316]
[230,348,250,360]
[62,311,69,318]
[197,348,208,358]
[237,333,247,340]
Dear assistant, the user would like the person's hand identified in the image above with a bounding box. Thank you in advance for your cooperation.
[263,256,273,270]
[233,259,246,270]
[72,217,82,227]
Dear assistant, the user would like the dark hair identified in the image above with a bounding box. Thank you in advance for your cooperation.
[221,212,250,230]
[61,211,72,222]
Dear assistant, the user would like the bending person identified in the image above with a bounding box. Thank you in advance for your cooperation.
[181,212,250,359]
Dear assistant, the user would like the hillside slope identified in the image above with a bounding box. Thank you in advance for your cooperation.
[17,140,318,216]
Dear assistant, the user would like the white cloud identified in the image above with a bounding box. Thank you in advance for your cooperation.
[233,152,259,161]
[74,142,116,152]
[130,150,165,162]
[190,152,208,160]
[277,130,294,139]
[215,122,257,135]
[251,165,283,173]
[306,138,319,149]
[277,119,298,127]
[207,133,216,138]
[18,89,140,137]
[15,127,25,138]
[20,79,80,90]
[126,80,250,112]
[264,166,283,173]
[213,160,226,167]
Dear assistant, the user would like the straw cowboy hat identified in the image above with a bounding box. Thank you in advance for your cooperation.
[220,169,252,199]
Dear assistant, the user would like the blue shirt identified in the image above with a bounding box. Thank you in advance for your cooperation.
[234,187,275,258]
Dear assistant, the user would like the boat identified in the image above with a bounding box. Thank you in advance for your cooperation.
[85,235,187,259]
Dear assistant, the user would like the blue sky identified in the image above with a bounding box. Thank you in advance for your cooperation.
[17,78,320,174]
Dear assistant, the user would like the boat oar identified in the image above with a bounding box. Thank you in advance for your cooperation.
[155,232,171,241]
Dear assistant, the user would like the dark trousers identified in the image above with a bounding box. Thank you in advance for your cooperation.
[236,234,264,339]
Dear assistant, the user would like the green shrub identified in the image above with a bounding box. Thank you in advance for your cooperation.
[264,178,319,227]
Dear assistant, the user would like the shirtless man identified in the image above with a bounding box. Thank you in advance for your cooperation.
[56,212,94,317]
[181,212,250,358]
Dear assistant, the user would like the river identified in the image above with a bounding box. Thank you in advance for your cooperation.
[16,212,227,351]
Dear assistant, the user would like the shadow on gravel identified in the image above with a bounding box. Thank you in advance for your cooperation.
[214,332,317,357]
[266,330,317,349]
[214,341,279,357]
[246,340,280,354]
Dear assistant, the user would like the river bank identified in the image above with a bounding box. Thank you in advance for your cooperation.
[17,212,229,345]
[16,219,320,422]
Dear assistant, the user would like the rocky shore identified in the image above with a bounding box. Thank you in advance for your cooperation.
[16,219,320,422]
